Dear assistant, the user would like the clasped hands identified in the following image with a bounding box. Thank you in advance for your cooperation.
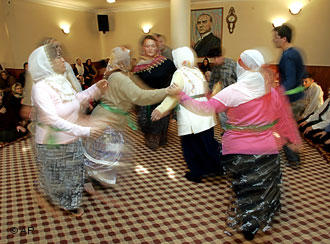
[151,83,181,121]
[96,79,109,94]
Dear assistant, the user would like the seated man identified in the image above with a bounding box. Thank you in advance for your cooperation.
[300,72,324,119]
[298,88,329,142]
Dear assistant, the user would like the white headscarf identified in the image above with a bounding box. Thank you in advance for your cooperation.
[172,47,195,69]
[172,47,206,90]
[213,49,266,107]
[28,45,54,83]
[28,45,76,102]
[106,47,131,72]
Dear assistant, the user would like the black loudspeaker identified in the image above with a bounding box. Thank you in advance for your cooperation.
[97,15,109,33]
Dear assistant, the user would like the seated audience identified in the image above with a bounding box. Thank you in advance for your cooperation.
[0,89,27,143]
[18,62,28,87]
[298,88,330,141]
[200,57,211,74]
[73,58,85,77]
[312,123,330,151]
[84,58,97,86]
[0,70,16,92]
[300,72,324,119]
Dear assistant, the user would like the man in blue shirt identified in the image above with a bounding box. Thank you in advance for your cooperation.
[273,24,305,167]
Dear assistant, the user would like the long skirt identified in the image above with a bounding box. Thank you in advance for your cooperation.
[181,127,222,177]
[223,154,281,235]
[35,141,84,210]
[137,104,170,148]
[82,127,126,186]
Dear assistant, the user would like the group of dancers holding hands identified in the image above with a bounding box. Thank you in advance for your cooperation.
[27,35,300,240]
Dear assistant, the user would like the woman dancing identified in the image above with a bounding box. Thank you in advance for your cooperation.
[30,43,107,216]
[84,46,172,188]
[133,35,176,150]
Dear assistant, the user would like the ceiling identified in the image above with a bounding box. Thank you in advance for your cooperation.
[25,0,238,13]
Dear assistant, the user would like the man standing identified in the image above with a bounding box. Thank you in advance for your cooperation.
[273,24,305,117]
[207,47,236,92]
[273,24,305,166]
[193,14,221,57]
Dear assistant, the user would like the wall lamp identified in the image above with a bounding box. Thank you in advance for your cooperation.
[272,18,286,28]
[60,23,70,34]
[289,1,303,15]
[142,24,152,34]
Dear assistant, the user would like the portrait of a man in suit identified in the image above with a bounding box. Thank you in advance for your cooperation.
[191,9,223,58]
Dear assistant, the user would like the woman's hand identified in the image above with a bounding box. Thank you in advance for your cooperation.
[96,79,108,94]
[151,109,162,121]
[90,127,105,139]
[166,83,181,96]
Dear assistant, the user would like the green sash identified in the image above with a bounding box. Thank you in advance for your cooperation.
[225,119,278,132]
[285,86,305,95]
[99,101,137,130]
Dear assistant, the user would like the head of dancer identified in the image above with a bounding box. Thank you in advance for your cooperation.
[141,35,159,58]
[28,43,66,83]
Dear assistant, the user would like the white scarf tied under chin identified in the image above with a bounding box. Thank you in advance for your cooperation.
[28,45,76,102]
[213,49,266,107]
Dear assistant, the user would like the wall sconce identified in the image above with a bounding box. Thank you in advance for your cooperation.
[272,18,286,28]
[107,0,116,3]
[289,1,303,15]
[60,23,70,34]
[142,24,152,34]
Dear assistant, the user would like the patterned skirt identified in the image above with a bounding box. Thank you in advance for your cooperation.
[137,104,170,135]
[35,141,84,210]
[223,154,281,235]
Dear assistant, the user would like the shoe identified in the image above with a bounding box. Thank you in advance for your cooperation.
[69,208,84,217]
[286,161,300,168]
[184,172,202,183]
[242,231,255,241]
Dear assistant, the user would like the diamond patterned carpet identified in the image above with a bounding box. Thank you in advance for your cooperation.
[0,115,329,244]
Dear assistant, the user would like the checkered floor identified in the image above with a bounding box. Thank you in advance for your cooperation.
[0,117,329,244]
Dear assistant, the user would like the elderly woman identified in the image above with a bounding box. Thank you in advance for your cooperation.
[85,46,171,188]
[157,49,301,240]
[133,35,176,150]
[151,47,221,183]
[30,43,107,216]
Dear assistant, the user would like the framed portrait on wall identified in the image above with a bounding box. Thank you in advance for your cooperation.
[191,8,223,58]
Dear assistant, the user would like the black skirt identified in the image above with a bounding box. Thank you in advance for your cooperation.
[223,154,281,235]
